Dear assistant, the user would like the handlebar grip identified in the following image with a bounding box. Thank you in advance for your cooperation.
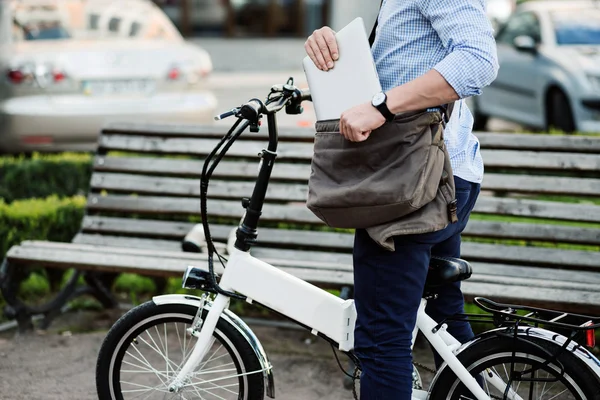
[299,88,311,102]
[214,109,237,121]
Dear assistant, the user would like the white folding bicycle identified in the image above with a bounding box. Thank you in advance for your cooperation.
[96,79,600,400]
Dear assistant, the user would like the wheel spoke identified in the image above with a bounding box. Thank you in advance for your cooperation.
[164,323,169,380]
[120,380,169,393]
[544,388,568,400]
[137,334,180,373]
[197,344,223,371]
[121,359,169,378]
[125,349,168,386]
[153,325,168,371]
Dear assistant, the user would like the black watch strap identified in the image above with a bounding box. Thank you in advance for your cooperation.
[376,101,395,122]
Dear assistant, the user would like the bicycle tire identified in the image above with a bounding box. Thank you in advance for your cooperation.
[429,334,600,400]
[96,301,265,400]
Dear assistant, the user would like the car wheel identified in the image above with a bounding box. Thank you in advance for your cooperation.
[547,89,576,134]
[467,96,489,131]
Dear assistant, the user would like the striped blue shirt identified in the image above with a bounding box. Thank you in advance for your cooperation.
[372,0,499,183]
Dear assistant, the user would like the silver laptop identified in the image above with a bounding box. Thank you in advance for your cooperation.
[302,17,382,121]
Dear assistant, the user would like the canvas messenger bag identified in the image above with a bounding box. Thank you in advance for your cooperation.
[306,105,458,229]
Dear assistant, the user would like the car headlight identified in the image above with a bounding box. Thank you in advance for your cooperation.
[586,74,600,92]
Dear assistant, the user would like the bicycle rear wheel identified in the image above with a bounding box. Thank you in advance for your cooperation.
[428,335,600,400]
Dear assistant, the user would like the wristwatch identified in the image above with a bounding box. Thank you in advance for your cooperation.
[371,92,395,122]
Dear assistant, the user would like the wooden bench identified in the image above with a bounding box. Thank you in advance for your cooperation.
[2,122,600,331]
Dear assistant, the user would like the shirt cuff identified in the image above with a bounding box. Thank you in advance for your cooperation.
[434,51,485,99]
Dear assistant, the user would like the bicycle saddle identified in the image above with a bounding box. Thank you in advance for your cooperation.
[424,256,472,289]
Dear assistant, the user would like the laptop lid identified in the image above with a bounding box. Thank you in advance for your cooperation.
[302,17,382,122]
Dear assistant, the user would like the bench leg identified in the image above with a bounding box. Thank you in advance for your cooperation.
[1,259,34,332]
[83,272,119,309]
[1,260,119,332]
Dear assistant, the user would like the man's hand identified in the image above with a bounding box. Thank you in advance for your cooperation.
[304,27,339,71]
[340,102,386,142]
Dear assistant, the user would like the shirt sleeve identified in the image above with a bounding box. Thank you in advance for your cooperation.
[418,0,499,98]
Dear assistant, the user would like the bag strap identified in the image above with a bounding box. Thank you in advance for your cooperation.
[369,2,454,123]
[368,1,382,47]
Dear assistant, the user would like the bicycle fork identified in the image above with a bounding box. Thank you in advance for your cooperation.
[167,293,230,393]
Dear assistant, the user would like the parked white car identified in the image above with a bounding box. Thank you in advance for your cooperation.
[471,0,600,133]
[0,0,217,154]
[487,0,516,31]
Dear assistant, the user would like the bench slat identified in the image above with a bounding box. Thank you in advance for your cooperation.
[102,122,315,141]
[95,152,599,182]
[101,123,600,154]
[91,169,600,199]
[99,135,313,160]
[99,134,600,175]
[461,281,600,311]
[82,216,600,247]
[91,173,309,202]
[465,220,600,245]
[477,133,600,153]
[95,156,309,181]
[6,243,352,286]
[473,196,600,223]
[87,194,320,222]
[73,232,598,272]
[480,150,600,172]
[484,174,600,196]
[474,262,600,284]
[7,243,208,277]
[462,242,598,270]
[87,193,600,224]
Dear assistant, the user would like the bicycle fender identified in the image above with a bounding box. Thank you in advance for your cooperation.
[152,294,275,398]
[429,326,600,391]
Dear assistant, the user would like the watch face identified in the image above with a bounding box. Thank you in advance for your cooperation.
[372,92,386,107]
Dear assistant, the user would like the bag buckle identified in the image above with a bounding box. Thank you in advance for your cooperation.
[447,199,458,224]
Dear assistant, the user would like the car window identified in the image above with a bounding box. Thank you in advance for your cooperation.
[552,9,600,45]
[496,11,541,45]
[9,0,182,42]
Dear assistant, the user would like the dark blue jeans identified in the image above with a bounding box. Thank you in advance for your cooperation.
[353,176,481,400]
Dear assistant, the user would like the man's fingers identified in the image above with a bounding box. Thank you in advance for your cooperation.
[304,42,320,69]
[304,27,338,71]
[322,29,339,61]
[308,38,328,70]
[315,34,334,70]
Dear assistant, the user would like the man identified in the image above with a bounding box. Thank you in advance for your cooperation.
[304,0,498,398]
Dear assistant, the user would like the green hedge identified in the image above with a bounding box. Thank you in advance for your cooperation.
[0,153,92,203]
[0,195,86,259]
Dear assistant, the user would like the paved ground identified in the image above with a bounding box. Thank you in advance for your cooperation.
[0,310,436,400]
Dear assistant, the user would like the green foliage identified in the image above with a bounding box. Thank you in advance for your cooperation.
[0,153,92,202]
[0,195,86,259]
[18,272,51,298]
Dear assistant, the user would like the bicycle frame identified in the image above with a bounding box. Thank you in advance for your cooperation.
[168,247,499,400]
[164,83,519,399]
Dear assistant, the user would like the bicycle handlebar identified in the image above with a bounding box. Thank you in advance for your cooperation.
[213,79,311,123]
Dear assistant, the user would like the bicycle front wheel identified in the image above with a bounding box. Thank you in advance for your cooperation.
[96,301,265,400]
[429,335,600,400]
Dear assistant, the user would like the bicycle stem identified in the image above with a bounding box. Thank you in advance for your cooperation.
[235,111,279,252]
